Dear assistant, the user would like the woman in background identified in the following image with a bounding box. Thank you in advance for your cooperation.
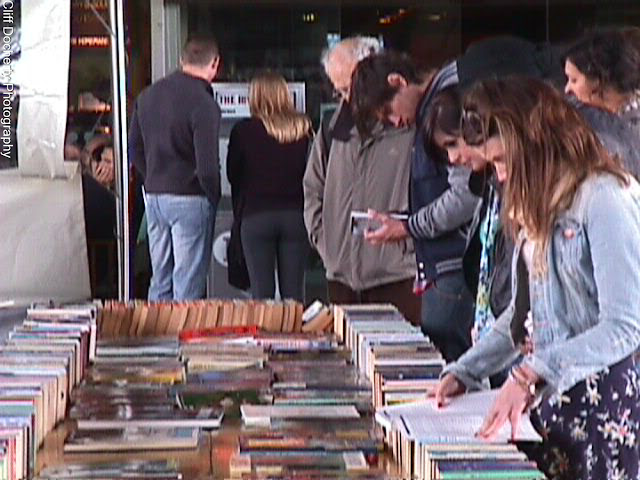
[435,77,640,480]
[227,71,312,302]
[564,29,640,135]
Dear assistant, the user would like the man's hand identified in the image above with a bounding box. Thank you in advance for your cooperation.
[94,161,114,189]
[364,209,409,245]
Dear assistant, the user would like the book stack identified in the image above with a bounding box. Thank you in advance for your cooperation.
[181,341,268,373]
[332,303,403,343]
[232,340,388,478]
[17,301,541,479]
[375,390,546,480]
[332,304,547,479]
[334,304,445,408]
[98,300,305,338]
[0,304,96,480]
[65,338,226,454]
[35,460,182,479]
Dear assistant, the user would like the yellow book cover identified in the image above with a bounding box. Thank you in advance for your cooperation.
[155,303,173,335]
[166,303,188,335]
[182,303,199,331]
[220,301,234,327]
[293,302,304,332]
[204,301,220,328]
[118,305,134,337]
[193,301,208,330]
[135,303,150,337]
[141,303,159,336]
[130,302,143,336]
[270,302,284,332]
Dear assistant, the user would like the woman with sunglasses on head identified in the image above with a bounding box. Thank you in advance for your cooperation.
[434,76,640,480]
[426,87,515,388]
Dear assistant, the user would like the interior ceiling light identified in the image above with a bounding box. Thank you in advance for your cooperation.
[379,8,409,26]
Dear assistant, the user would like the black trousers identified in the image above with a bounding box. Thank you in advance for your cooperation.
[241,209,309,303]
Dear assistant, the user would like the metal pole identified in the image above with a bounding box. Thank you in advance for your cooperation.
[109,0,131,300]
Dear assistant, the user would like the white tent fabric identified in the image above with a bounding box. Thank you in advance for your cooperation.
[15,0,71,178]
[0,170,90,303]
[0,0,90,304]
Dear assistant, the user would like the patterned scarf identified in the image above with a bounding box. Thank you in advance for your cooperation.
[472,185,502,343]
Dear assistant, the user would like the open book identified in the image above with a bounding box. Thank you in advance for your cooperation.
[376,389,541,443]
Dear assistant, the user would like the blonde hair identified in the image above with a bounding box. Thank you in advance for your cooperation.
[249,72,311,143]
[463,77,628,274]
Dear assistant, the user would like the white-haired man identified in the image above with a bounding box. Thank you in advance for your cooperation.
[303,37,420,325]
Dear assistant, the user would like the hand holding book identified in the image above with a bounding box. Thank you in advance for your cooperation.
[351,209,409,245]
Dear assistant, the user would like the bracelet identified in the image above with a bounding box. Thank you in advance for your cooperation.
[509,366,537,398]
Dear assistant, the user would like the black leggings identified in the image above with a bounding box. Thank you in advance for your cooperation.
[240,209,309,302]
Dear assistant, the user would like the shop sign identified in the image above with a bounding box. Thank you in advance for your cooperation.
[211,82,306,118]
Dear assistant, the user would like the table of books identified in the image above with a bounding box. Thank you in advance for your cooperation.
[0,301,546,480]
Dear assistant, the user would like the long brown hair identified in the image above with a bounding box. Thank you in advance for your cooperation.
[249,71,311,143]
[462,76,628,271]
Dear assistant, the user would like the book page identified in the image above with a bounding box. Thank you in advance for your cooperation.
[402,412,540,443]
[380,390,541,442]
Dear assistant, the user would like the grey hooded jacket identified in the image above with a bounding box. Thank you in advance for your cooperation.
[303,102,416,291]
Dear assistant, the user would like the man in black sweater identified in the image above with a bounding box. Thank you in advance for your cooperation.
[130,36,221,300]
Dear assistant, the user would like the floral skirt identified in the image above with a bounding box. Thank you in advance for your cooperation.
[526,356,640,480]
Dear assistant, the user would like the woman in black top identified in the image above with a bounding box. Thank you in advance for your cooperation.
[227,72,312,302]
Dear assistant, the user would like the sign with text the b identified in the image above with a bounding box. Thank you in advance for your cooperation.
[211,82,306,118]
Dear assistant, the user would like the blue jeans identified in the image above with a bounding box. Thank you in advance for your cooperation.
[144,193,216,301]
[421,270,474,363]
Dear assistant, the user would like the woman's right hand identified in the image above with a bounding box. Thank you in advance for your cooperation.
[433,373,466,408]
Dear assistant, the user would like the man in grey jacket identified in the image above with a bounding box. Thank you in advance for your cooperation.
[303,37,421,325]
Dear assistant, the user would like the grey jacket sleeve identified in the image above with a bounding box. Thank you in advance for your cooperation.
[303,127,328,259]
[442,305,521,391]
[407,165,479,239]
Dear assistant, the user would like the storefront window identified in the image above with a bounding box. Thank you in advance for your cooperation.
[69,0,118,299]
[68,0,112,178]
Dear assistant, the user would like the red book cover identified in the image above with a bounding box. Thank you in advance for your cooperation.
[179,325,260,342]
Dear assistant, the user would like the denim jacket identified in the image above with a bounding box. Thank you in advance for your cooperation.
[443,173,640,395]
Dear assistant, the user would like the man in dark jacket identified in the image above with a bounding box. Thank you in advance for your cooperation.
[130,36,221,301]
[351,53,478,362]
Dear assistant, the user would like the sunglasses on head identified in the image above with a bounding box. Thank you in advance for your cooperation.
[461,107,499,146]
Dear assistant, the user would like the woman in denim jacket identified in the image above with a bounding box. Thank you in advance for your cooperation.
[434,77,640,480]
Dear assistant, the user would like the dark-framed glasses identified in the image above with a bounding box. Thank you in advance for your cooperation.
[332,86,350,100]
